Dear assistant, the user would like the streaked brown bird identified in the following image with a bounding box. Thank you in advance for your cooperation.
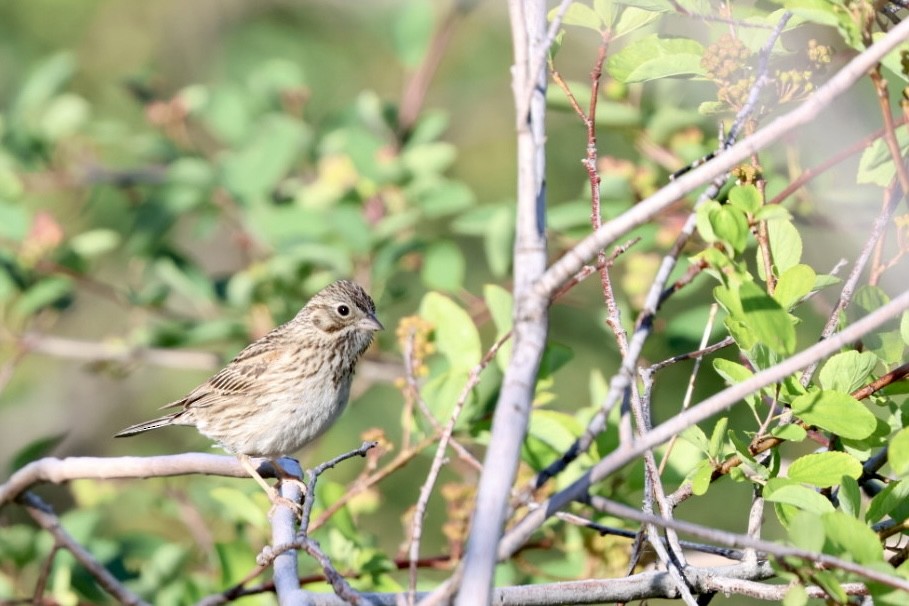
[115,279,383,507]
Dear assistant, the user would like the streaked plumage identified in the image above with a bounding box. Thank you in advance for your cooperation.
[115,279,382,504]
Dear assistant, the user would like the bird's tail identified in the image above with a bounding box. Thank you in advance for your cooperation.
[114,414,178,438]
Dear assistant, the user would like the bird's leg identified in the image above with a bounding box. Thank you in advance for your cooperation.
[237,454,303,516]
[270,458,309,496]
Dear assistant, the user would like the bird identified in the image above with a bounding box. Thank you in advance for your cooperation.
[115,279,383,509]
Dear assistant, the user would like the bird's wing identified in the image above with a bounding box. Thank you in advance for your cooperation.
[160,338,286,410]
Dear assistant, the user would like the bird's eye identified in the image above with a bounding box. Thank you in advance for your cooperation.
[337,304,350,317]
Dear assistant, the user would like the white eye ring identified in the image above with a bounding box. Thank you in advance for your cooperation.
[337,304,350,317]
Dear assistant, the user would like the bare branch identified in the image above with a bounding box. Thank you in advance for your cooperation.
[407,334,507,604]
[535,17,909,298]
[455,0,550,602]
[270,458,309,606]
[499,289,909,558]
[1,453,260,507]
[20,492,149,606]
[590,496,909,592]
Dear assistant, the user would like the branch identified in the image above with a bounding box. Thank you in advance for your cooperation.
[590,497,909,593]
[19,492,149,606]
[269,458,308,606]
[534,16,909,298]
[0,453,262,507]
[498,289,909,559]
[454,0,549,602]
[291,561,779,605]
[18,332,220,370]
[407,334,507,604]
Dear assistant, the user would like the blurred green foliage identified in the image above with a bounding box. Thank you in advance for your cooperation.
[1,1,909,604]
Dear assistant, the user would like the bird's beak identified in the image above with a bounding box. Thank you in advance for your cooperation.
[359,313,384,332]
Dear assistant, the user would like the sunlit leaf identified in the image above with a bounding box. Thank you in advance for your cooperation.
[818,350,878,394]
[607,35,706,83]
[822,510,883,564]
[790,390,876,439]
[787,452,862,488]
[420,292,481,371]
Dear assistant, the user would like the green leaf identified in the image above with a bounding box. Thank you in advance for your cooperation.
[708,417,728,460]
[822,511,883,564]
[616,0,673,10]
[555,3,607,31]
[766,219,803,276]
[738,281,797,355]
[695,199,720,243]
[421,369,471,427]
[902,312,909,347]
[712,358,753,384]
[771,424,807,442]
[790,390,876,439]
[420,292,481,371]
[421,241,465,292]
[783,584,808,606]
[688,460,713,496]
[594,0,617,26]
[538,342,573,381]
[69,229,121,258]
[839,475,861,518]
[220,114,308,204]
[858,129,909,187]
[866,479,909,524]
[154,257,216,306]
[12,52,76,117]
[788,510,825,552]
[680,425,710,454]
[727,184,761,214]
[773,264,815,310]
[8,433,66,475]
[818,350,878,394]
[787,452,862,488]
[408,110,449,146]
[613,6,661,40]
[0,165,24,203]
[765,481,835,515]
[709,204,749,254]
[528,410,582,453]
[753,204,791,222]
[889,428,909,477]
[393,0,433,68]
[209,487,268,529]
[416,180,475,218]
[484,205,514,277]
[607,35,706,83]
[484,284,513,371]
[39,93,89,141]
[812,571,848,604]
[402,143,457,177]
[11,276,73,319]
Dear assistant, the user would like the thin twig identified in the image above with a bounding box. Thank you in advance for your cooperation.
[555,511,744,560]
[800,181,901,384]
[532,10,794,490]
[310,435,436,532]
[499,290,909,558]
[657,303,719,475]
[407,333,509,605]
[590,496,909,592]
[19,492,149,606]
[769,115,909,206]
[302,441,378,533]
[536,16,909,297]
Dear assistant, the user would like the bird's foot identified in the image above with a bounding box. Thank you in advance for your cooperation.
[267,487,304,518]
